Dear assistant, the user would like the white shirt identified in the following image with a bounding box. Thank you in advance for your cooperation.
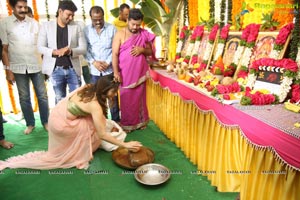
[0,14,41,74]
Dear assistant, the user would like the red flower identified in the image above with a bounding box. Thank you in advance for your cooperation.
[220,24,231,40]
[209,24,219,41]
[275,23,294,46]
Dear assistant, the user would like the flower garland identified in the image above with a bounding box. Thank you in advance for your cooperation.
[175,26,190,60]
[214,0,222,23]
[241,87,279,105]
[198,24,219,70]
[190,25,205,65]
[212,24,231,62]
[273,0,295,28]
[183,26,204,64]
[227,0,233,27]
[45,0,50,21]
[211,82,243,96]
[168,22,178,61]
[236,23,261,78]
[231,0,242,30]
[188,0,198,27]
[209,0,215,22]
[245,58,298,103]
[289,4,300,60]
[269,23,294,58]
[32,0,39,21]
[220,0,226,26]
[6,0,12,15]
[289,84,300,103]
[226,23,253,77]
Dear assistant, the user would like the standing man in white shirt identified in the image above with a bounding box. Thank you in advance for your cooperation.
[37,1,87,104]
[0,0,49,134]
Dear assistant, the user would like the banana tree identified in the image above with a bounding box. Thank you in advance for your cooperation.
[111,0,184,49]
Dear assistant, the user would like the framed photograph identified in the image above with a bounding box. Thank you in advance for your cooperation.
[249,32,279,66]
[221,32,242,67]
[197,31,209,64]
[180,32,192,58]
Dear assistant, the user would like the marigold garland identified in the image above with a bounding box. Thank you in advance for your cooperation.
[161,0,170,14]
[81,0,86,22]
[273,0,294,28]
[231,0,242,30]
[32,0,39,21]
[188,0,198,27]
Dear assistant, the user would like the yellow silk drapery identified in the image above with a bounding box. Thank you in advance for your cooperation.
[146,78,299,200]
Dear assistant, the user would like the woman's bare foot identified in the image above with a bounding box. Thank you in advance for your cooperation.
[24,125,35,134]
[0,140,14,149]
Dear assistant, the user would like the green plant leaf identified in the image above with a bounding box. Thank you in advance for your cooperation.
[110,7,119,18]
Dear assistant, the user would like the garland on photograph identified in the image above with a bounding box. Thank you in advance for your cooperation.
[273,0,295,28]
[226,23,252,77]
[236,23,261,78]
[45,0,50,21]
[190,25,205,65]
[183,25,204,64]
[175,26,190,60]
[212,24,231,62]
[198,24,219,71]
[245,58,298,104]
[269,23,294,59]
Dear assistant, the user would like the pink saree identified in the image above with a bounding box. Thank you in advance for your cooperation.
[118,29,155,131]
[0,93,101,170]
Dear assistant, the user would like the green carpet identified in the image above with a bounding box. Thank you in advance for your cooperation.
[0,114,237,200]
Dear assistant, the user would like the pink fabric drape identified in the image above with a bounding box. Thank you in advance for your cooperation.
[150,69,300,170]
[0,95,101,170]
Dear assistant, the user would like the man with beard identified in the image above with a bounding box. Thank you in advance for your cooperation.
[112,8,156,132]
[37,1,86,104]
[0,0,49,134]
[84,6,120,122]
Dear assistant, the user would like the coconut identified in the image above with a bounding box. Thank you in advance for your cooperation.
[221,77,235,85]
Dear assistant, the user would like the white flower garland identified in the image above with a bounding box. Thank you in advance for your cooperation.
[214,0,222,23]
[269,49,280,59]
[176,40,184,55]
[185,42,195,57]
[191,40,201,55]
[232,45,245,65]
[213,43,225,61]
[296,47,300,69]
[203,42,213,61]
[246,73,256,88]
[240,47,253,67]
[278,76,293,102]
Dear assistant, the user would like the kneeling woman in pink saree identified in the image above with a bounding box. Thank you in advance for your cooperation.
[112,8,156,132]
[0,76,142,170]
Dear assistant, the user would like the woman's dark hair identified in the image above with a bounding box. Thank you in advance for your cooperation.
[128,8,143,21]
[89,6,104,17]
[77,75,119,117]
[9,0,27,8]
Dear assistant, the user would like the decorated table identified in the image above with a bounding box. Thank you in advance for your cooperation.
[146,68,300,200]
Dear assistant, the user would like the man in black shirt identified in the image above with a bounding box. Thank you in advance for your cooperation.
[37,1,87,103]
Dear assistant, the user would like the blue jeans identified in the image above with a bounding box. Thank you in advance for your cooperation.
[50,66,81,104]
[14,72,49,127]
[91,74,120,122]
